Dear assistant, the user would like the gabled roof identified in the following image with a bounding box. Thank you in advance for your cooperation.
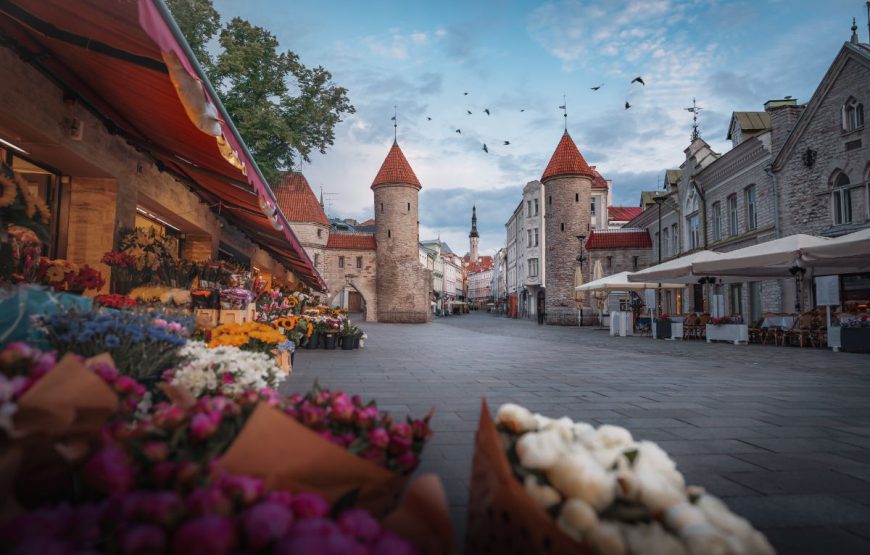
[327,233,376,250]
[773,41,870,171]
[542,131,594,181]
[590,166,609,190]
[664,169,682,188]
[585,228,652,250]
[727,111,771,140]
[274,172,330,227]
[371,141,421,189]
[608,206,643,221]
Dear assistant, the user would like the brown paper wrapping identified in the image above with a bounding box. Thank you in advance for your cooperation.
[219,403,406,517]
[383,473,455,555]
[465,399,593,555]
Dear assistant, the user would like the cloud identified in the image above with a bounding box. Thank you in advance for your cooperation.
[363,30,435,60]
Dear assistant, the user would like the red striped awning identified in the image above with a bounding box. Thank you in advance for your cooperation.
[0,0,325,290]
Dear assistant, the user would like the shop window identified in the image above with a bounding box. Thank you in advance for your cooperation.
[338,256,345,269]
[356,256,363,269]
[833,173,852,225]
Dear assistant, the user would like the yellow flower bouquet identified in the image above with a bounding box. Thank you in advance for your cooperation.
[208,321,287,353]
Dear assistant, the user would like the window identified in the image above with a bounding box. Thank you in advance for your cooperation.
[407,202,410,211]
[687,213,700,250]
[549,195,552,206]
[590,197,597,215]
[663,228,670,257]
[843,97,864,131]
[745,185,757,230]
[833,173,852,225]
[632,256,639,271]
[534,228,539,246]
[575,193,579,203]
[727,194,738,236]
[528,258,539,277]
[356,256,363,269]
[527,229,532,247]
[387,229,391,238]
[671,224,679,254]
[527,200,532,217]
[380,202,384,213]
[712,202,722,241]
[338,256,345,269]
[534,198,539,215]
[314,253,320,267]
[560,223,564,232]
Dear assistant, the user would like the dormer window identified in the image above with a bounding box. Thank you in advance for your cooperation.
[843,97,864,132]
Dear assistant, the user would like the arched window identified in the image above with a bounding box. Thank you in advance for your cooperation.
[832,173,852,225]
[843,97,864,131]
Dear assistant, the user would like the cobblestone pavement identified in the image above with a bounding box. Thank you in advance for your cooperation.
[281,311,870,554]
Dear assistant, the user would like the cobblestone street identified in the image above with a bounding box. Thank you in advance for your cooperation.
[282,312,870,554]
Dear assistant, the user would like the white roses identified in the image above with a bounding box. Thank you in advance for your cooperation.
[496,404,775,555]
[170,341,285,397]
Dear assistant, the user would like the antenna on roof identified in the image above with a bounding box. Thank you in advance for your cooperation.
[685,98,703,141]
[559,94,568,131]
[391,105,398,143]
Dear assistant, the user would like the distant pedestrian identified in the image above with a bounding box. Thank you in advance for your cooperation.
[537,309,545,325]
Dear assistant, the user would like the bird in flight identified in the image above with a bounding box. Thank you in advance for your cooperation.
[631,76,645,86]
[484,108,491,116]
[426,116,432,121]
[625,101,632,110]
[590,84,603,91]
[520,109,525,112]
[503,141,510,146]
[466,110,472,115]
[464,92,469,95]
[455,129,462,134]
[482,143,489,153]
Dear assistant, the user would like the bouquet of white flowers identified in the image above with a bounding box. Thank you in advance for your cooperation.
[166,340,285,398]
[466,400,774,555]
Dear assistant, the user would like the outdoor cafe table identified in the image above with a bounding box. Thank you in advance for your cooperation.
[761,315,796,329]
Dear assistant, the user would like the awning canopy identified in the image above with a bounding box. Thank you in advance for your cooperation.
[577,271,684,292]
[627,250,725,283]
[692,234,832,278]
[802,228,870,271]
[0,0,325,290]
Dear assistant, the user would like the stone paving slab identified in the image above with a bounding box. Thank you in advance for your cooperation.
[281,311,870,554]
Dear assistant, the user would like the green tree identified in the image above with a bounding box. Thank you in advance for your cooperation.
[166,0,354,184]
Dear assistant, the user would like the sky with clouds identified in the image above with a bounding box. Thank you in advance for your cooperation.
[214,0,860,256]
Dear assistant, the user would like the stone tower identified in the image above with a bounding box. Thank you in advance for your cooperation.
[469,205,479,263]
[541,131,594,325]
[372,141,432,323]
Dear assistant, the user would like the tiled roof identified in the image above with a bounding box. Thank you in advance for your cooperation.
[327,233,376,250]
[590,166,608,189]
[608,206,644,221]
[585,228,651,250]
[372,142,421,189]
[359,218,375,226]
[465,255,493,272]
[541,131,593,181]
[273,172,329,227]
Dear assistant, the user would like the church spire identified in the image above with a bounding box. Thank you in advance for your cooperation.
[469,205,479,238]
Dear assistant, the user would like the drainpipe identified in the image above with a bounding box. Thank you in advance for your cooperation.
[764,165,780,238]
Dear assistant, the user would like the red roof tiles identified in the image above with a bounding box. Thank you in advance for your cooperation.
[371,142,421,189]
[608,206,644,221]
[464,255,493,272]
[542,131,593,181]
[585,229,651,250]
[273,172,329,227]
[590,166,609,190]
[327,233,376,250]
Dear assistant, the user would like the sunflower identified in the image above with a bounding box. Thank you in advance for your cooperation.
[45,265,66,283]
[286,297,299,308]
[0,174,18,207]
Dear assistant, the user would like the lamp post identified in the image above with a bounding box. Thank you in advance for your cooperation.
[653,195,666,316]
[576,234,586,326]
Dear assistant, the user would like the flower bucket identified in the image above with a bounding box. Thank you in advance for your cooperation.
[323,333,337,350]
[306,331,321,349]
[353,335,361,349]
[341,335,355,350]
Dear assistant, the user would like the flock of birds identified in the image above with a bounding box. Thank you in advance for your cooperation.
[411,76,647,155]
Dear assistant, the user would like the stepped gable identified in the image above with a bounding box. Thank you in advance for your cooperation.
[371,141,421,189]
[541,131,594,181]
[273,172,329,226]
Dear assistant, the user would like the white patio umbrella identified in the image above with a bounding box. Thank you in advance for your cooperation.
[576,271,684,291]
[692,234,832,277]
[627,250,726,283]
[802,228,870,271]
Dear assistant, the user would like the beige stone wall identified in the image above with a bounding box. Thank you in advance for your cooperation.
[373,183,431,322]
[323,248,378,321]
[0,46,302,287]
[543,175,593,324]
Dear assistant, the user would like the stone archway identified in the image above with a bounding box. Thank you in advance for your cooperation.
[328,278,377,322]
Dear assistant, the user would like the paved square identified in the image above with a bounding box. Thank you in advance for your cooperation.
[281,312,870,554]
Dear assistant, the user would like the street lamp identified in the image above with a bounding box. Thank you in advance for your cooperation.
[576,234,586,326]
[653,195,666,316]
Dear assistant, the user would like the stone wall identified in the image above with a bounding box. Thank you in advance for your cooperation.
[374,183,431,322]
[543,174,593,324]
[323,248,378,321]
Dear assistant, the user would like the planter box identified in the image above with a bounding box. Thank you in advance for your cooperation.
[609,311,633,337]
[193,308,219,328]
[841,327,870,353]
[706,324,748,345]
[217,303,256,325]
[652,321,683,340]
[654,319,672,339]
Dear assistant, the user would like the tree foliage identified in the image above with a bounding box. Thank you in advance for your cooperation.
[166,0,354,184]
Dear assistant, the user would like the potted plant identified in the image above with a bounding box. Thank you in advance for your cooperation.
[322,331,338,350]
[841,314,870,353]
[340,320,356,350]
[655,313,672,339]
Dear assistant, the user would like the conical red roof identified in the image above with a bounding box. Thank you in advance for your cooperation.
[371,142,421,189]
[541,131,593,181]
[273,172,329,227]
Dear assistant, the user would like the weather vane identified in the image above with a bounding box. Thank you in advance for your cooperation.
[685,98,703,141]
[559,94,567,131]
[391,105,398,142]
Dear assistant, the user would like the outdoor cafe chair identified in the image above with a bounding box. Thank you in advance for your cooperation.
[787,313,816,348]
[683,313,698,340]
[696,313,711,340]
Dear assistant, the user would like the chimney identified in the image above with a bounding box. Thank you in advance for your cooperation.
[766,98,803,157]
